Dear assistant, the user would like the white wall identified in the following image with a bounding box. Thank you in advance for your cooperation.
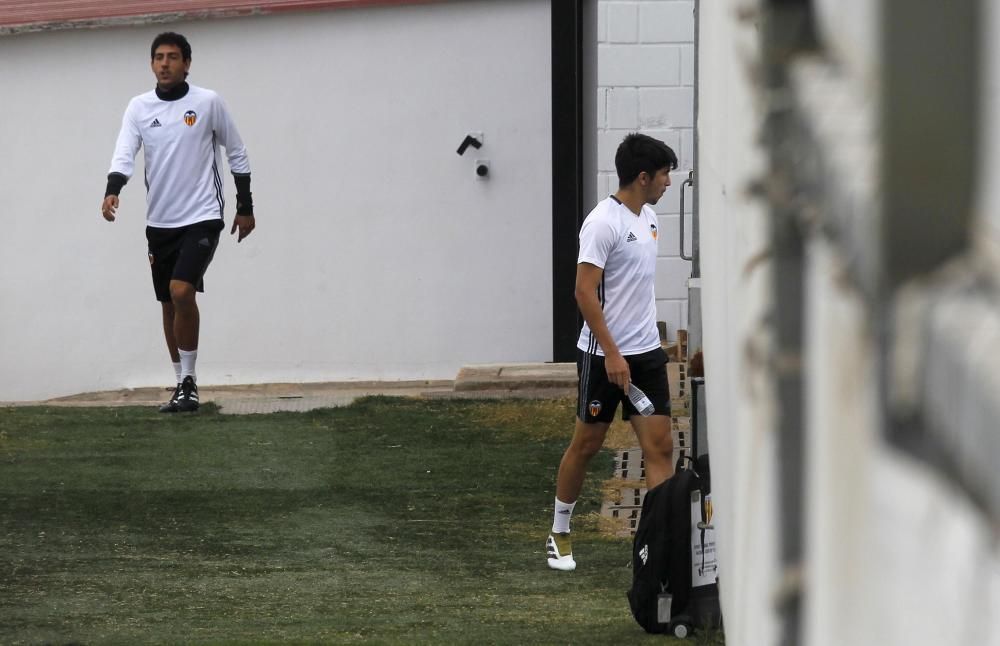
[979,0,1000,244]
[597,0,695,340]
[699,1,1000,645]
[0,0,552,401]
[697,1,776,642]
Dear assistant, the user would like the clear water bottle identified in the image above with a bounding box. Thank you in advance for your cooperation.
[627,383,655,416]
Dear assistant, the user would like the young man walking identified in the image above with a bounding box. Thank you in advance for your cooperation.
[546,133,678,571]
[101,32,256,413]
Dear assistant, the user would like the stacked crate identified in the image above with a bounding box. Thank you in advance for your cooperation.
[668,330,693,465]
[599,330,693,536]
[668,372,693,465]
[601,447,646,536]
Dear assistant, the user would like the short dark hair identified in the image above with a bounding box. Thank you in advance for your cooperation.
[615,133,678,186]
[150,32,192,61]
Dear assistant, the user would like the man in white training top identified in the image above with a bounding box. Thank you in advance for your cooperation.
[546,133,677,571]
[101,32,256,413]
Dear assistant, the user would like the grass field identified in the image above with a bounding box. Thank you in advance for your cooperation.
[0,397,723,645]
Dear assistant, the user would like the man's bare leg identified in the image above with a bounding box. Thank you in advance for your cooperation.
[631,414,675,489]
[548,419,611,571]
[169,279,201,412]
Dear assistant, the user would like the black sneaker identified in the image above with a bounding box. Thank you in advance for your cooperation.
[158,383,181,413]
[176,376,200,412]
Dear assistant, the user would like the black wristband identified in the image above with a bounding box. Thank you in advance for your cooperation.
[233,173,253,216]
[236,196,254,217]
[105,173,127,197]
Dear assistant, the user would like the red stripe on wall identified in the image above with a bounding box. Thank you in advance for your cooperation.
[0,0,441,33]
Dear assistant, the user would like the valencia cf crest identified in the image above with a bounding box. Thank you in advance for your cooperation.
[650,223,658,240]
[183,110,197,127]
[588,400,602,417]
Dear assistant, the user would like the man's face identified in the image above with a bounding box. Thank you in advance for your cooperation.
[151,44,190,90]
[643,167,672,205]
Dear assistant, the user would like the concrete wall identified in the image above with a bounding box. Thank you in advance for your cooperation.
[980,0,1000,242]
[0,0,552,401]
[597,0,695,340]
[699,1,1000,644]
[697,2,776,641]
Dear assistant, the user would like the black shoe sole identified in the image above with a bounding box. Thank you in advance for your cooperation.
[158,403,179,413]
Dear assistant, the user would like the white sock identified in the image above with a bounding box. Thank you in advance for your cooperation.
[179,349,197,381]
[173,362,182,384]
[552,497,576,534]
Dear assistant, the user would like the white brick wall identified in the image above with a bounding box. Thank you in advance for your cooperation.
[598,0,695,341]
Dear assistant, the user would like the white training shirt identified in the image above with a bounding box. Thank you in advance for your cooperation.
[576,196,661,356]
[109,83,250,228]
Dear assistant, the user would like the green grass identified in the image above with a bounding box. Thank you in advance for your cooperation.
[0,397,723,645]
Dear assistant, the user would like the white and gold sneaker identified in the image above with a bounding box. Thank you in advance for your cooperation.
[546,532,576,571]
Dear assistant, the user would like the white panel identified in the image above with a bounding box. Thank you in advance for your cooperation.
[802,239,881,646]
[596,87,607,129]
[598,172,617,203]
[597,0,608,43]
[639,86,695,128]
[655,257,691,300]
[863,450,1000,646]
[606,87,639,129]
[598,43,681,86]
[597,128,631,172]
[656,214,681,259]
[679,127,694,172]
[697,0,777,643]
[977,0,1000,242]
[698,2,1000,646]
[680,43,695,86]
[607,1,638,43]
[0,0,552,400]
[639,0,695,44]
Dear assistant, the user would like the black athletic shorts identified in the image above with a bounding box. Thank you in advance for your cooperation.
[146,219,224,303]
[576,347,670,423]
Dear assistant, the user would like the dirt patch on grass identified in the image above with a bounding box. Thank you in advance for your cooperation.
[604,418,639,449]
[464,397,575,441]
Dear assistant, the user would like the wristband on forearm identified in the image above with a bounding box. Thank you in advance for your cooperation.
[105,173,127,197]
[233,173,253,216]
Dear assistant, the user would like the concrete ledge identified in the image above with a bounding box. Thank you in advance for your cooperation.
[3,367,579,413]
[6,380,454,409]
[454,362,577,391]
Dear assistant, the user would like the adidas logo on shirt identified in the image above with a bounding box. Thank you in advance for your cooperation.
[626,232,638,243]
[150,119,162,128]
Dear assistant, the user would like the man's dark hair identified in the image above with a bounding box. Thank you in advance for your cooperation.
[615,133,678,186]
[150,32,192,61]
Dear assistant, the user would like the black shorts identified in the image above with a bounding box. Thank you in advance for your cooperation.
[576,347,670,423]
[146,219,224,303]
